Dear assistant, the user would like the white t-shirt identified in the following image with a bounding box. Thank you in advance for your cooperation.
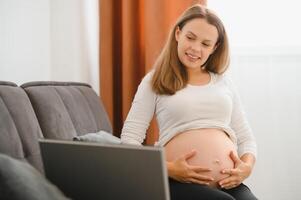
[121,71,257,158]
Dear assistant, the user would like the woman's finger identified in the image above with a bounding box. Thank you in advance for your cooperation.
[223,185,234,190]
[222,181,240,190]
[229,151,241,163]
[219,176,237,187]
[189,165,212,173]
[221,168,238,175]
[190,172,214,182]
[182,149,197,161]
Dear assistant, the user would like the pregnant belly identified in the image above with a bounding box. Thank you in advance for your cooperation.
[164,128,237,188]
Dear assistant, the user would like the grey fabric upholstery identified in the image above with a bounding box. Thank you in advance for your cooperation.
[21,81,112,140]
[0,81,44,173]
[0,80,112,199]
[0,153,69,200]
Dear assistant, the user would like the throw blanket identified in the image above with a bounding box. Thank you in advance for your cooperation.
[73,130,121,144]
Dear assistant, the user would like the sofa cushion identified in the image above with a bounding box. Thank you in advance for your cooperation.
[0,153,69,200]
[21,81,112,140]
[0,81,44,173]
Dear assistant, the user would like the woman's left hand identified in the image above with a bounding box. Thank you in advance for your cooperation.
[218,151,252,189]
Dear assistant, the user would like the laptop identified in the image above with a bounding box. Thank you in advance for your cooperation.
[39,139,170,200]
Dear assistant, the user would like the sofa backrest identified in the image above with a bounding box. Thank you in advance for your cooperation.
[0,81,44,172]
[21,81,112,140]
[0,81,112,173]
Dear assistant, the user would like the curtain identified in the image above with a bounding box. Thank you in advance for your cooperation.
[100,0,207,144]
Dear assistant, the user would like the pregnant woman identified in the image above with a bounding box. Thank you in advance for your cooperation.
[121,4,257,200]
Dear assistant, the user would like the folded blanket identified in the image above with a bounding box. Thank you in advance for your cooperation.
[73,130,121,144]
[0,154,70,200]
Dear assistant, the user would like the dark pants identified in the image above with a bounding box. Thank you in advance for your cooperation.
[169,178,258,200]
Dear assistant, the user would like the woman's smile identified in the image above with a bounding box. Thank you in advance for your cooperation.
[185,52,200,62]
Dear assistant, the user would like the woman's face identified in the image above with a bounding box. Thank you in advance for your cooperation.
[175,18,218,71]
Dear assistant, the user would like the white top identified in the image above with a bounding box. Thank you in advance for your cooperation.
[121,71,257,158]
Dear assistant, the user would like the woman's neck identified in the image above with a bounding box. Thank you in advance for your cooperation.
[187,68,210,85]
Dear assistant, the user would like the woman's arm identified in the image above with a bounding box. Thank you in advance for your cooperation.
[120,73,157,145]
[218,76,257,189]
[227,76,257,159]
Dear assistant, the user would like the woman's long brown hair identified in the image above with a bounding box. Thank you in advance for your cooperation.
[151,5,230,95]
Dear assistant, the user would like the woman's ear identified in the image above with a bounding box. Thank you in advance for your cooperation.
[175,26,181,42]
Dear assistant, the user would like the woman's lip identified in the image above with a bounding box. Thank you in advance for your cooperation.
[186,52,200,59]
[185,52,200,60]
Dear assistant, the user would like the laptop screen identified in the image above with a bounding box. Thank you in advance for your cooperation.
[39,139,170,200]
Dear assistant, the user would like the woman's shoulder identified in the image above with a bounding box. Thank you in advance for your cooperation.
[211,71,236,88]
[134,70,158,99]
[136,70,155,92]
[138,70,155,88]
[211,71,229,82]
[142,70,155,82]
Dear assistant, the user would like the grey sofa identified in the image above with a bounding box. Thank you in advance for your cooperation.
[0,81,112,199]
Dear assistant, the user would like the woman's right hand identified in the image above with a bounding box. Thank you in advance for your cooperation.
[167,150,214,186]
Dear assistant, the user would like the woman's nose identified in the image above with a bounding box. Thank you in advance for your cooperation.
[191,42,202,52]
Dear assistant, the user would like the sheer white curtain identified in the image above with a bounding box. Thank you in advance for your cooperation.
[50,0,99,93]
[209,1,301,199]
[0,0,51,84]
[0,0,99,93]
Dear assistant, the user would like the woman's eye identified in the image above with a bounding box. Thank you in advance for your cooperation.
[202,43,210,47]
[186,36,194,40]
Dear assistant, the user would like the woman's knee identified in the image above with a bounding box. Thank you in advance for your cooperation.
[222,184,258,200]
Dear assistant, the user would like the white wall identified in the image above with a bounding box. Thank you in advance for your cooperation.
[209,0,301,47]
[0,0,51,84]
[209,1,301,199]
[0,0,99,93]
[229,53,301,200]
[50,0,100,93]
